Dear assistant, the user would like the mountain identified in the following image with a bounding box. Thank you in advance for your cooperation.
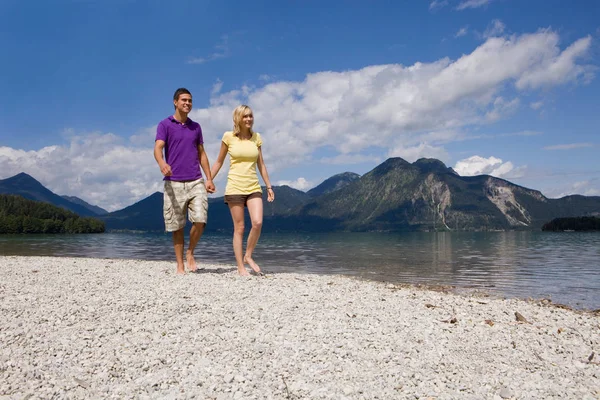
[99,192,164,231]
[276,157,600,232]
[264,185,312,214]
[100,159,600,232]
[62,195,108,215]
[12,159,600,233]
[307,172,361,197]
[0,173,98,217]
[413,158,459,175]
[100,185,312,232]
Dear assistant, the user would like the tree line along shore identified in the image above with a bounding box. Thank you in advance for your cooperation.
[0,195,105,234]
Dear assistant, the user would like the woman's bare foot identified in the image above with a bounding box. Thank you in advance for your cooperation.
[176,265,186,275]
[237,267,250,276]
[186,250,198,272]
[243,256,261,273]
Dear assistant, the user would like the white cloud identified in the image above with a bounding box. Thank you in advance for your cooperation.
[187,35,230,64]
[429,0,448,11]
[211,79,224,96]
[319,154,382,165]
[455,26,469,38]
[416,129,472,144]
[192,30,593,167]
[129,126,157,146]
[483,19,505,38]
[0,29,594,210]
[428,32,593,106]
[388,143,450,163]
[485,97,520,121]
[516,35,593,89]
[0,137,162,212]
[276,177,312,191]
[453,155,526,179]
[545,179,600,198]
[530,101,544,110]
[457,0,493,10]
[543,143,594,150]
[572,180,600,196]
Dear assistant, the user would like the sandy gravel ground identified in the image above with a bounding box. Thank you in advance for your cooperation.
[1,256,599,399]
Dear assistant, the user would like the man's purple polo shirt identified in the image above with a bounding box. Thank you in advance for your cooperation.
[155,116,204,181]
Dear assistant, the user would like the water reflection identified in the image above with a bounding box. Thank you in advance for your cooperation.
[0,231,598,310]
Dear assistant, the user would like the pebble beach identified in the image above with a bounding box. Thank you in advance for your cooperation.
[1,256,599,399]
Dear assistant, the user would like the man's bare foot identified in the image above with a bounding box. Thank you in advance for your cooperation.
[176,265,186,275]
[237,267,250,276]
[243,256,261,273]
[186,250,198,272]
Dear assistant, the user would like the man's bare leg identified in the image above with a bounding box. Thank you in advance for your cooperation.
[186,222,205,272]
[229,204,250,276]
[243,197,263,273]
[172,228,185,274]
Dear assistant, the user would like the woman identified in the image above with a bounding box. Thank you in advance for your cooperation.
[211,105,275,276]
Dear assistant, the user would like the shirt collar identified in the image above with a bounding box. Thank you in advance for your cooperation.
[168,115,192,125]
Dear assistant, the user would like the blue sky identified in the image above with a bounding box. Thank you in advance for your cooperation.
[0,0,599,211]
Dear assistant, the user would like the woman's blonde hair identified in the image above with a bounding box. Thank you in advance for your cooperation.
[232,104,254,137]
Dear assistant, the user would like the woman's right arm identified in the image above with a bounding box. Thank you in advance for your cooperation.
[210,141,229,180]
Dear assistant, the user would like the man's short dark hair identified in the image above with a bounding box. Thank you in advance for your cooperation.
[173,88,192,102]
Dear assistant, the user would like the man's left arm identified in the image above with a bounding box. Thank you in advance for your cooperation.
[198,144,215,193]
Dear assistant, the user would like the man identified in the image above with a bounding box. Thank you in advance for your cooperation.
[154,88,216,274]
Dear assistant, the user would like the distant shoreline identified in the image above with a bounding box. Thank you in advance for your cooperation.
[2,256,599,398]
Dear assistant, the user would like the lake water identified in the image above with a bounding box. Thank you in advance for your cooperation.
[1,231,599,310]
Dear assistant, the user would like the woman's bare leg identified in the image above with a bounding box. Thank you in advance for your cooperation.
[228,204,249,276]
[243,197,263,273]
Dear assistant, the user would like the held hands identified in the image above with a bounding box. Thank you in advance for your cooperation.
[160,163,172,177]
[159,162,215,193]
[205,179,216,193]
